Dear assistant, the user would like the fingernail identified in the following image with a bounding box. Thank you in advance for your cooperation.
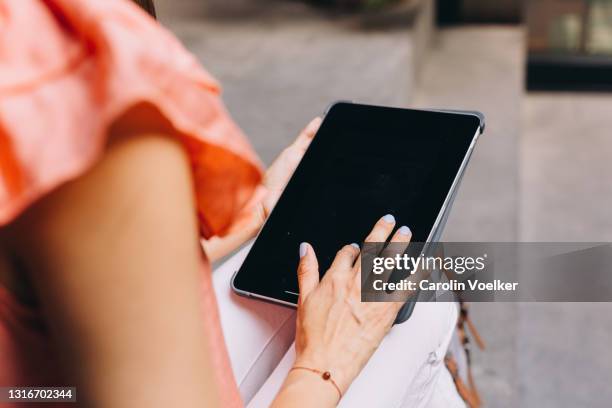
[382,214,395,224]
[350,243,360,250]
[398,226,411,236]
[299,242,308,258]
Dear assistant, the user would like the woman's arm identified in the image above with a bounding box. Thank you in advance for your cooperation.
[7,131,221,407]
[6,116,409,407]
[202,117,322,262]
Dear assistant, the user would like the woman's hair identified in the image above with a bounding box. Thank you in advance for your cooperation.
[132,0,156,18]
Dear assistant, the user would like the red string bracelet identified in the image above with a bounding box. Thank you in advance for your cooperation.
[290,366,342,400]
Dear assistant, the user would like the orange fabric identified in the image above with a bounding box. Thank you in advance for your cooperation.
[0,0,263,237]
[0,0,264,406]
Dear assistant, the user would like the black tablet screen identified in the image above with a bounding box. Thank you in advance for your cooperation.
[233,103,481,304]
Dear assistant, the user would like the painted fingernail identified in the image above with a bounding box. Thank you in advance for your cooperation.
[350,243,360,250]
[398,226,411,236]
[382,214,395,224]
[299,242,308,258]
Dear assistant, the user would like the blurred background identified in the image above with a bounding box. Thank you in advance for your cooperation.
[154,0,612,406]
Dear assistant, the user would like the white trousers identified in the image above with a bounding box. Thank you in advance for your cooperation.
[213,244,465,408]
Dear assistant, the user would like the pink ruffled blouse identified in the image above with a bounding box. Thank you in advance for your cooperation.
[0,0,263,406]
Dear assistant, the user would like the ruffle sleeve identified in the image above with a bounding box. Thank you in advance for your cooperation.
[0,0,263,238]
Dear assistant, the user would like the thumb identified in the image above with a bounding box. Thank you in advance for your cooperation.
[294,117,322,151]
[297,242,319,302]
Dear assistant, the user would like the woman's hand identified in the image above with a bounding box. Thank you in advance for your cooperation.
[202,118,321,262]
[272,215,412,407]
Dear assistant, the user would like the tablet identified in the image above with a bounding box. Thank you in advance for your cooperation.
[232,102,484,314]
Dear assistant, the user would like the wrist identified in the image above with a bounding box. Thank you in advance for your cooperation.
[293,354,351,396]
[282,367,340,406]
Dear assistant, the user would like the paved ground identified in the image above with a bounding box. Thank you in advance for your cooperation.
[158,0,425,164]
[518,94,612,407]
[156,2,612,406]
[416,28,612,407]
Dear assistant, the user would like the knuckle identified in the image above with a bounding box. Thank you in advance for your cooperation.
[330,273,346,289]
[337,245,353,257]
[365,230,384,242]
[331,273,343,284]
[365,223,393,243]
[297,264,311,277]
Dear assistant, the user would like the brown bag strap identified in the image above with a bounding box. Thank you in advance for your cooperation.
[445,356,481,408]
[445,301,484,408]
[461,304,485,350]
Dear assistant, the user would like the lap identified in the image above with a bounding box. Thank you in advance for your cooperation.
[213,243,462,407]
[247,302,460,408]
